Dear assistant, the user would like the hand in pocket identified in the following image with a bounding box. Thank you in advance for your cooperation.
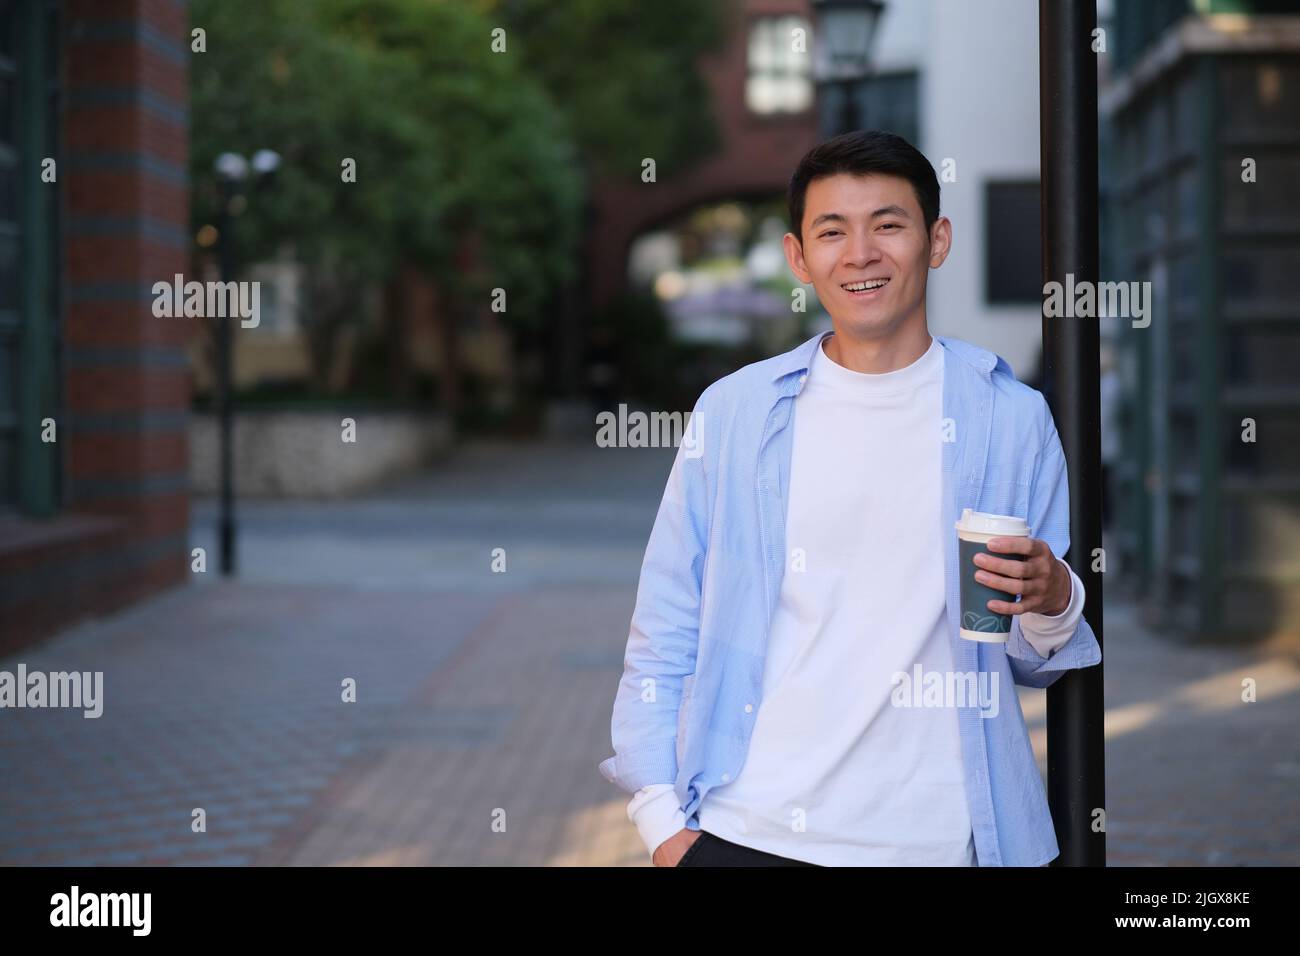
[653,828,704,867]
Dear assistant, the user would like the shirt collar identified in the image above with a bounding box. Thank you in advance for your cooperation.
[770,328,999,384]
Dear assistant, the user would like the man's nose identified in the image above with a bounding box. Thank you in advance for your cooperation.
[842,229,881,267]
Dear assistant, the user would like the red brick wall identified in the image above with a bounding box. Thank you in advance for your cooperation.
[1,0,191,652]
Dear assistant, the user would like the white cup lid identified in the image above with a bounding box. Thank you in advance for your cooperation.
[955,508,1029,536]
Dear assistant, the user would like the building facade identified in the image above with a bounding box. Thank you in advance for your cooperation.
[0,0,190,653]
[1101,0,1300,640]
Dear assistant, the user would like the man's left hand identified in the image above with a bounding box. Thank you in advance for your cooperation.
[972,536,1070,616]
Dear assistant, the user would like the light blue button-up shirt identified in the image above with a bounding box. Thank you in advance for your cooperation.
[598,330,1103,866]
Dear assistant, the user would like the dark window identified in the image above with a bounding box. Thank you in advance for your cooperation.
[820,70,919,144]
[0,0,59,514]
[984,180,1041,305]
[0,1,18,507]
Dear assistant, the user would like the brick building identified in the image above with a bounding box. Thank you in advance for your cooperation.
[0,0,190,652]
[586,0,820,317]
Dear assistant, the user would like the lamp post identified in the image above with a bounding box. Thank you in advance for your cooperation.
[1038,0,1105,867]
[812,0,885,136]
[211,150,279,576]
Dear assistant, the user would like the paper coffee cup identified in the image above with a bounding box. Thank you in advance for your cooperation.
[955,508,1030,642]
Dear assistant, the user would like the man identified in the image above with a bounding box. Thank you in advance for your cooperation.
[598,130,1102,867]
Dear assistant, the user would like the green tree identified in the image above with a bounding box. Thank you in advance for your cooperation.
[192,0,439,390]
[190,0,725,415]
[481,0,726,180]
[191,0,583,406]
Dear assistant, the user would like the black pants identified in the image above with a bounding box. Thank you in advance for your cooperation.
[675,830,820,867]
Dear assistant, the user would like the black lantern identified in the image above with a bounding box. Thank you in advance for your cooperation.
[812,0,885,135]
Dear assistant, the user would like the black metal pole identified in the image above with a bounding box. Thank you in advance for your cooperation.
[1039,0,1105,866]
[216,183,236,576]
[840,76,855,134]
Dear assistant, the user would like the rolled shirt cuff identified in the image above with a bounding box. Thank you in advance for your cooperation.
[1018,558,1084,659]
[627,783,688,861]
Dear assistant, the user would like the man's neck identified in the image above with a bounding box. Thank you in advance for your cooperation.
[822,323,933,375]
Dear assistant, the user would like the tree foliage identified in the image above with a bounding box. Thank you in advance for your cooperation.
[189,0,727,393]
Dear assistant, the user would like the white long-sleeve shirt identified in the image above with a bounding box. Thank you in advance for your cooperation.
[628,332,1084,864]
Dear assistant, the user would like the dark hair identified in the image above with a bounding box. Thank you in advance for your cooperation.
[787,129,940,244]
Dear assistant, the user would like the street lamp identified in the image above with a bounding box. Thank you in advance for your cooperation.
[250,149,281,178]
[812,0,886,136]
[210,150,279,575]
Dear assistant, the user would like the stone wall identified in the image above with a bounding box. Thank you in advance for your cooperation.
[190,411,453,497]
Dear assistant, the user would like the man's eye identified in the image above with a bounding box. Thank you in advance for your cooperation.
[820,230,841,238]
[880,223,900,230]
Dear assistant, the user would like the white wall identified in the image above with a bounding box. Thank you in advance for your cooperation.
[923,0,1043,379]
[870,0,1045,379]
[867,0,929,73]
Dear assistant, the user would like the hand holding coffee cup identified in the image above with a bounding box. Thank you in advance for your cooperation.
[955,509,1073,641]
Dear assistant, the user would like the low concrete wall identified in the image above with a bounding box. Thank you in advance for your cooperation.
[191,409,453,497]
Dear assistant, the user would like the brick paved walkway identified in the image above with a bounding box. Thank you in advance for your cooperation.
[1,439,1296,865]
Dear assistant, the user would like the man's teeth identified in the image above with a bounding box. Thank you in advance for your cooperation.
[844,278,889,292]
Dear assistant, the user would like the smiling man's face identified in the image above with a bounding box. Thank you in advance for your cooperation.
[783,171,951,341]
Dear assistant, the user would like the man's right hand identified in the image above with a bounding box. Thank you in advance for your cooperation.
[653,827,703,867]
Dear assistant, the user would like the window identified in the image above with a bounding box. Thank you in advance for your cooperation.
[820,70,919,144]
[0,0,59,514]
[0,3,21,507]
[984,180,1041,305]
[746,16,812,115]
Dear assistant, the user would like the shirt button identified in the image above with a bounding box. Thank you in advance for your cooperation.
[721,773,731,782]
[744,703,753,713]
[798,374,807,385]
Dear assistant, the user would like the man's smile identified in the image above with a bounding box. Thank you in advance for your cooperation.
[841,276,891,298]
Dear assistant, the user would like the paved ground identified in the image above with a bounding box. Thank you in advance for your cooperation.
[1,438,1297,865]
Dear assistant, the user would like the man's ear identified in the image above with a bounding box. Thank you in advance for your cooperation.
[783,232,813,284]
[928,216,953,269]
